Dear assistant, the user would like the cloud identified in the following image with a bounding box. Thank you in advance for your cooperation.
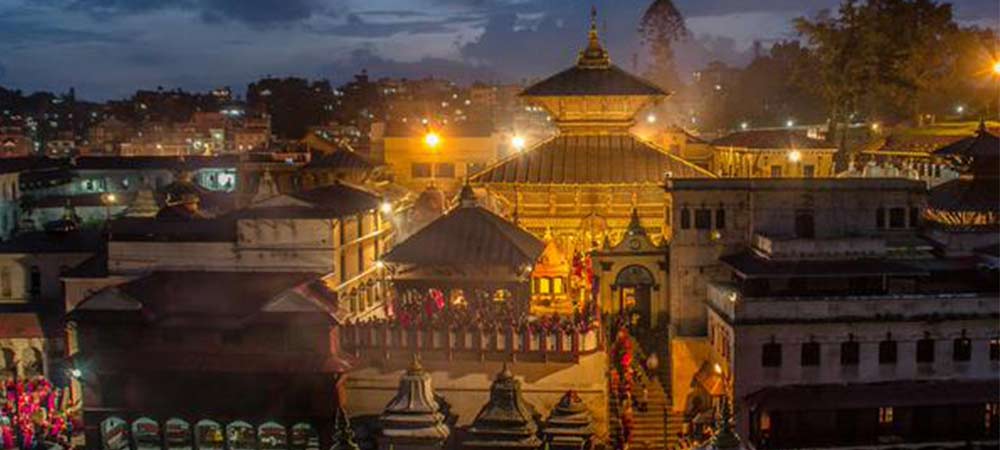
[322,47,501,84]
[306,12,477,38]
[62,0,337,26]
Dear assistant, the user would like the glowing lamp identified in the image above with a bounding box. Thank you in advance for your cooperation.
[375,260,385,270]
[788,150,802,163]
[379,201,393,214]
[646,114,657,124]
[423,132,441,149]
[786,119,795,128]
[955,105,965,114]
[70,368,82,378]
[511,136,526,151]
[993,61,1000,75]
[740,122,749,130]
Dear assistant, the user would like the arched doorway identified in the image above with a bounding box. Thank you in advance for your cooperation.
[615,265,655,329]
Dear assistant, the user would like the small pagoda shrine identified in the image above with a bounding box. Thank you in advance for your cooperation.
[462,364,541,450]
[541,390,595,450]
[531,229,574,316]
[378,356,450,450]
[924,121,1000,255]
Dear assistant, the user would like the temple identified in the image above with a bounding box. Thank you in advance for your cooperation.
[379,356,450,450]
[471,7,714,252]
[462,364,541,450]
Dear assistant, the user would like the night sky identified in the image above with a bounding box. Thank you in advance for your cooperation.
[2,0,996,100]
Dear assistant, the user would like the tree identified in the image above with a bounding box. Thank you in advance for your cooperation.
[638,0,688,90]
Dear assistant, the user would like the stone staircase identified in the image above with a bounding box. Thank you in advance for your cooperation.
[608,380,670,449]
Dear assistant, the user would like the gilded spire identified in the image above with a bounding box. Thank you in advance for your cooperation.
[577,5,611,69]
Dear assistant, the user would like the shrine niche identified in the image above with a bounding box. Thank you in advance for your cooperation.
[101,416,129,450]
[133,417,162,450]
[258,422,288,450]
[165,418,192,450]
[290,423,320,450]
[227,421,256,450]
[531,231,573,316]
[195,420,223,450]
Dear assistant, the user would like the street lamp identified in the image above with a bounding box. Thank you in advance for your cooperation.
[993,60,1000,76]
[101,192,117,223]
[511,135,526,151]
[786,119,795,128]
[646,114,657,124]
[955,105,965,114]
[423,132,441,150]
[379,201,393,214]
[740,122,749,131]
[788,150,802,163]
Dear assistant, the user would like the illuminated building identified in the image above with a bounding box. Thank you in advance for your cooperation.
[711,129,837,178]
[470,8,713,253]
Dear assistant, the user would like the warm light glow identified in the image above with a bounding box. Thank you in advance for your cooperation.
[740,122,749,130]
[511,135,526,151]
[788,150,802,163]
[955,105,965,114]
[871,122,880,131]
[993,61,1000,75]
[375,260,385,270]
[786,119,795,128]
[423,132,441,149]
[379,201,393,214]
[646,114,657,124]
[103,193,117,204]
[713,363,723,374]
[70,368,82,378]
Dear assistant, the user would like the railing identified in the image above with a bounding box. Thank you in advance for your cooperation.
[339,322,601,362]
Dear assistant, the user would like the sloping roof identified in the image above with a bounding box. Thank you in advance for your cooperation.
[304,149,376,171]
[73,155,239,171]
[933,126,1000,159]
[521,64,665,97]
[928,178,999,214]
[384,193,543,267]
[109,216,237,242]
[470,134,714,184]
[712,130,834,150]
[237,182,381,219]
[114,271,323,319]
[0,229,105,254]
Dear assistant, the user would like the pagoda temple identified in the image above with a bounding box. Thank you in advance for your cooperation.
[462,364,541,450]
[378,356,450,450]
[924,121,1000,255]
[471,7,714,252]
[541,390,595,450]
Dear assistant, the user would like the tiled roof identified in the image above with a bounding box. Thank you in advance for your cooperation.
[933,127,1000,159]
[303,149,375,171]
[237,182,381,220]
[115,271,323,319]
[73,155,239,171]
[928,178,999,214]
[712,130,834,150]
[470,134,714,184]
[384,197,543,267]
[0,230,105,254]
[109,216,237,242]
[521,65,665,97]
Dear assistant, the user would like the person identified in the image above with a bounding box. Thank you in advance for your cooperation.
[640,385,649,413]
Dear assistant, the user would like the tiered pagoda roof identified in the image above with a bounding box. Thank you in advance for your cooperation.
[379,356,450,446]
[463,364,540,450]
[926,122,999,229]
[384,186,543,267]
[541,390,595,450]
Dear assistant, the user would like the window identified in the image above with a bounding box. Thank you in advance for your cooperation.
[694,209,712,230]
[680,208,691,229]
[715,209,726,229]
[841,340,860,366]
[879,407,894,426]
[553,278,564,294]
[953,336,972,362]
[29,266,40,297]
[0,268,10,298]
[889,207,906,228]
[879,338,898,364]
[909,207,920,227]
[803,165,815,177]
[770,165,783,177]
[801,341,820,366]
[916,337,935,363]
[990,337,999,361]
[537,278,550,294]
[876,207,886,229]
[794,212,815,239]
[434,162,455,178]
[411,163,431,178]
[762,342,782,367]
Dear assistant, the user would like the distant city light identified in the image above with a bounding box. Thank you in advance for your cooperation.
[955,105,965,114]
[511,136,526,151]
[786,119,795,128]
[871,122,881,131]
[740,122,749,130]
[788,150,802,163]
[423,132,441,149]
[420,118,429,125]
[646,114,657,124]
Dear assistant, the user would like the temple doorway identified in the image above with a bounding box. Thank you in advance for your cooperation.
[615,265,655,329]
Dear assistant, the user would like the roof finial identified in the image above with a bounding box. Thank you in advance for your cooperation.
[577,5,611,69]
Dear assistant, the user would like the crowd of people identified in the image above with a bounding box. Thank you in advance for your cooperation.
[359,288,600,333]
[0,377,75,450]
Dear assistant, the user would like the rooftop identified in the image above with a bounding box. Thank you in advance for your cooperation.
[470,134,713,185]
[0,229,105,254]
[711,129,835,150]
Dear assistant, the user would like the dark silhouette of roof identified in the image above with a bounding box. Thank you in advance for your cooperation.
[109,216,237,242]
[73,155,239,171]
[384,188,542,267]
[933,122,1000,159]
[237,182,381,219]
[712,130,834,150]
[470,134,714,184]
[928,177,999,214]
[720,251,926,279]
[0,229,104,254]
[304,149,375,171]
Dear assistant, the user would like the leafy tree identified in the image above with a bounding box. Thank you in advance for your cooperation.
[638,0,688,90]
